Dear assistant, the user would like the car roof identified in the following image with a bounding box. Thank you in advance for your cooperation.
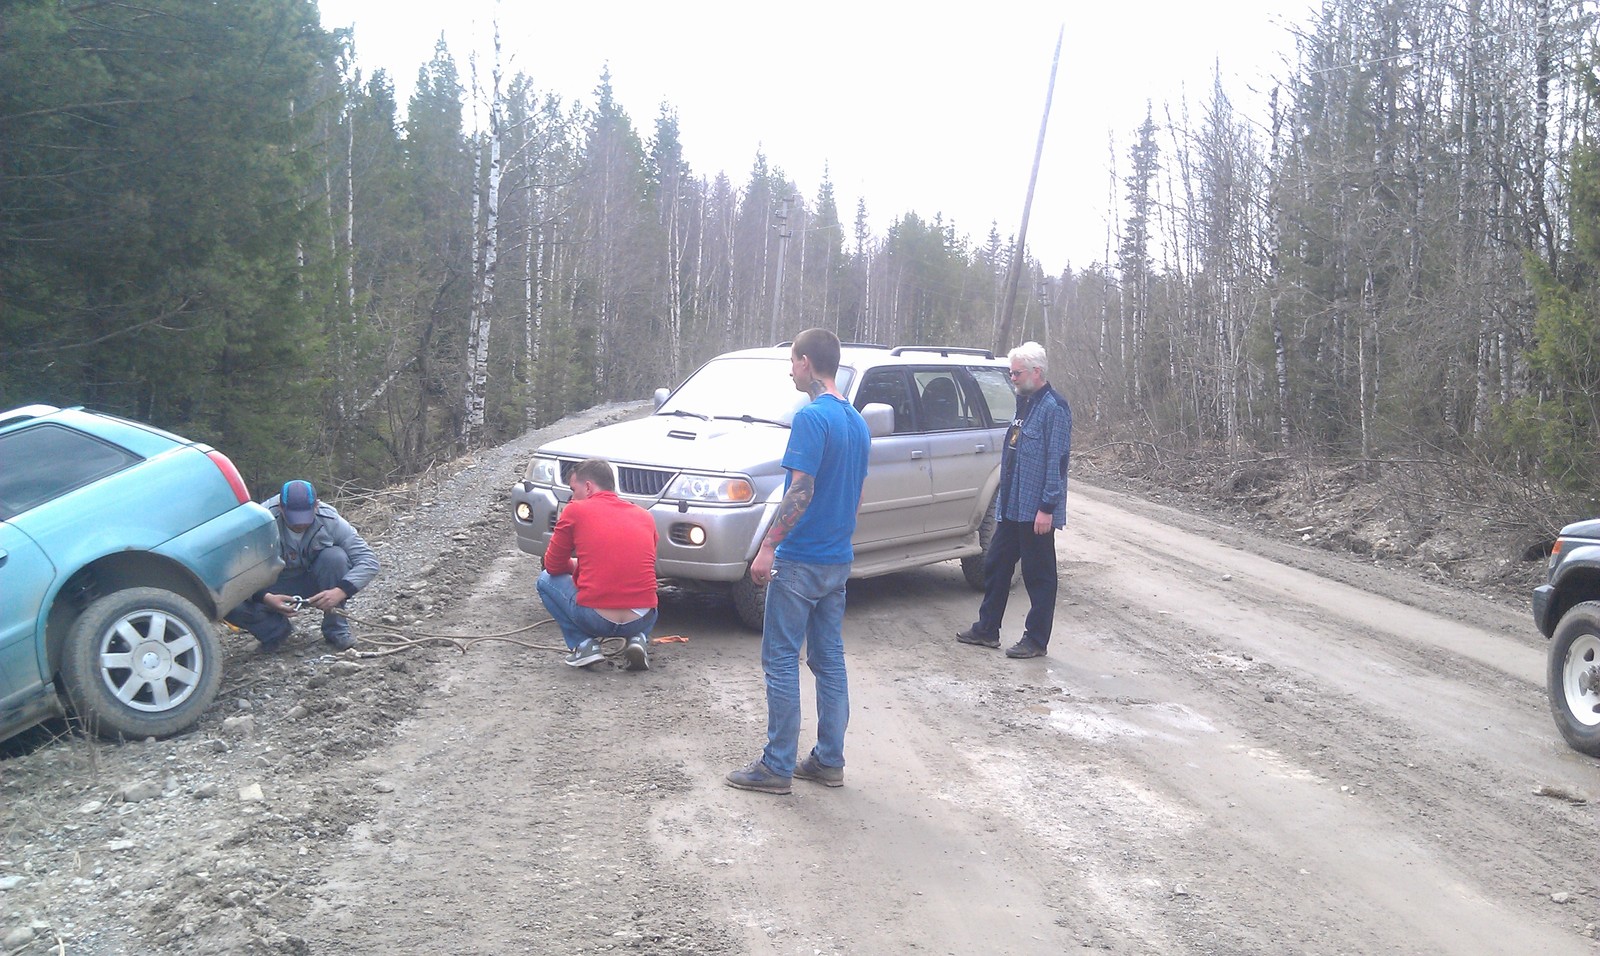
[0,404,192,456]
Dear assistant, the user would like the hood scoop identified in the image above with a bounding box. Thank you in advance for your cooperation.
[666,428,699,440]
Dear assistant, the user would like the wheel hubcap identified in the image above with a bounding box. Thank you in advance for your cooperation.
[1561,634,1600,728]
[98,609,204,713]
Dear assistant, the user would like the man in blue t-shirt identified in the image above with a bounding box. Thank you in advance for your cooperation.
[726,328,870,795]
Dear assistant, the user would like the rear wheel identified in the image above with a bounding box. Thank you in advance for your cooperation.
[731,573,767,632]
[61,588,221,741]
[1548,601,1600,757]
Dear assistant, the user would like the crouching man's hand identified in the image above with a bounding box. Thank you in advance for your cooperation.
[305,587,349,611]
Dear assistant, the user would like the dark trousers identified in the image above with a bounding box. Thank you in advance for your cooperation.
[971,520,1058,650]
[225,547,352,646]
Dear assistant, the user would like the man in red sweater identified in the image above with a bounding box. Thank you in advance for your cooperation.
[537,458,660,670]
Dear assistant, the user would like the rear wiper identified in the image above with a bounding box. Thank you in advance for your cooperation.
[663,409,712,421]
[715,414,790,428]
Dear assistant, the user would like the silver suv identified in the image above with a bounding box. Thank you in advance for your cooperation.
[511,343,1015,628]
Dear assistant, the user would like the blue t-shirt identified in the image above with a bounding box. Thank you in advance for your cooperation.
[777,393,870,565]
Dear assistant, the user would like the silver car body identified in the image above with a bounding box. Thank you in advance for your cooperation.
[512,344,1015,592]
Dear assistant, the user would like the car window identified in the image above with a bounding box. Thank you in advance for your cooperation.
[913,370,975,431]
[853,368,916,434]
[966,367,1017,427]
[0,424,139,520]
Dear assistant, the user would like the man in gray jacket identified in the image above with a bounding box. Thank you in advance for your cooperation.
[225,479,380,651]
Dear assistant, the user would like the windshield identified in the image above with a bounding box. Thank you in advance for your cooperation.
[657,357,855,424]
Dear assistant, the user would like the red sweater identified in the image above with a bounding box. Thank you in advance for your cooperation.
[543,490,658,609]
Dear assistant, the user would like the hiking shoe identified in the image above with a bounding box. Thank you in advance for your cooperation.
[257,634,287,654]
[956,627,1000,649]
[324,631,357,652]
[623,635,650,671]
[793,753,844,788]
[1005,639,1045,659]
[565,638,604,668]
[724,759,792,795]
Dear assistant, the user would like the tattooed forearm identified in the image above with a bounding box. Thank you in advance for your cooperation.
[764,472,814,547]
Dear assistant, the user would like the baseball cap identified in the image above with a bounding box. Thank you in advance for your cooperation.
[281,480,316,526]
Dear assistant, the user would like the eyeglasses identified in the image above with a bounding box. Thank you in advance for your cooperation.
[1007,370,1027,379]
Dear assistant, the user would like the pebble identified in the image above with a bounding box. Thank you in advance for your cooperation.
[120,781,162,803]
[3,927,33,947]
[373,780,396,794]
[222,715,256,737]
[239,783,265,802]
[76,801,102,816]
[1552,892,1572,904]
[285,705,310,720]
[193,782,219,799]
[0,876,23,891]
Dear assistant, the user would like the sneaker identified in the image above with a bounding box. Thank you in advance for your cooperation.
[793,753,844,788]
[623,635,650,671]
[956,627,1000,649]
[724,759,792,795]
[1005,639,1045,659]
[324,631,357,652]
[564,638,604,668]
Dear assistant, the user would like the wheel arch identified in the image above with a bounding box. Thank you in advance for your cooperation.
[44,553,217,674]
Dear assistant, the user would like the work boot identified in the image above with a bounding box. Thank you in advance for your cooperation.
[324,629,357,652]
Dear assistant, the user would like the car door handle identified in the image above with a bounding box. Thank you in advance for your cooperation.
[974,444,986,453]
[910,450,924,459]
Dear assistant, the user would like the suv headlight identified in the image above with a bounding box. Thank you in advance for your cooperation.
[664,473,754,504]
[527,455,561,486]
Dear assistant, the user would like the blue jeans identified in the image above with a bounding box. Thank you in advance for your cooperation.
[225,547,353,645]
[973,520,1057,650]
[760,557,851,777]
[536,571,657,651]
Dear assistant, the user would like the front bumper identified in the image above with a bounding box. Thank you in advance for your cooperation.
[511,482,774,584]
[1532,583,1557,638]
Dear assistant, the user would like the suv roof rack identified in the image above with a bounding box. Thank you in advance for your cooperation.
[774,341,890,350]
[0,404,61,429]
[888,345,995,360]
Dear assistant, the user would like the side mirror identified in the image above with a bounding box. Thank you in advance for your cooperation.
[653,387,670,409]
[860,402,894,438]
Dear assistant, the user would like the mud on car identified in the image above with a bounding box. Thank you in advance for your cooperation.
[512,343,1016,629]
[0,405,283,743]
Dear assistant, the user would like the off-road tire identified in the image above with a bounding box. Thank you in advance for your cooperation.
[960,504,999,590]
[61,587,222,741]
[1548,600,1600,757]
[731,574,767,632]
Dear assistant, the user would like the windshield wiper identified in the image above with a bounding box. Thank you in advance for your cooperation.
[663,408,712,421]
[714,414,790,428]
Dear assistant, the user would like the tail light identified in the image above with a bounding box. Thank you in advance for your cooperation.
[206,450,251,504]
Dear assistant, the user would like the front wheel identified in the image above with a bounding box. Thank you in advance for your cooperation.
[61,588,222,741]
[960,504,998,590]
[730,574,767,632]
[1548,601,1600,757]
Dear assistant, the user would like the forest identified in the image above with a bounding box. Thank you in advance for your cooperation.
[4,0,1600,530]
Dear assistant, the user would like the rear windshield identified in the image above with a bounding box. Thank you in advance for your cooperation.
[0,424,139,520]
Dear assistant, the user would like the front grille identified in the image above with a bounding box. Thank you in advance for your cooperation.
[556,459,673,497]
[617,466,672,496]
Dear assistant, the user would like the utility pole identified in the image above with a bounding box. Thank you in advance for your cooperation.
[995,25,1064,353]
[769,195,794,342]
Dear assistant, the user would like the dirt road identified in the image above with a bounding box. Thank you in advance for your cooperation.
[288,481,1597,955]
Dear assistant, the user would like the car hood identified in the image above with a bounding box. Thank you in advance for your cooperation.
[534,415,791,475]
[1560,517,1600,541]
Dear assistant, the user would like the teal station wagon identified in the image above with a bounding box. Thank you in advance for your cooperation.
[0,405,283,743]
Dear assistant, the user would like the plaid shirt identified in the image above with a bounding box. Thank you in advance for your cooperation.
[996,383,1072,528]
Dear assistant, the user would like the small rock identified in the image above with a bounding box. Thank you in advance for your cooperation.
[381,615,400,625]
[193,782,219,799]
[77,800,103,815]
[1553,892,1572,904]
[1263,692,1277,703]
[235,698,252,711]
[222,715,256,737]
[1172,883,1190,897]
[210,739,230,753]
[373,780,396,794]
[120,781,163,803]
[0,876,24,891]
[284,704,310,720]
[104,840,136,852]
[239,783,265,803]
[1221,573,1232,582]
[3,927,33,948]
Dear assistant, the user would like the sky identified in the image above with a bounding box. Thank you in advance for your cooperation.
[315,0,1312,272]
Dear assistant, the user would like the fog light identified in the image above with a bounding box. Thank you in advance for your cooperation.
[515,502,532,522]
[687,525,707,546]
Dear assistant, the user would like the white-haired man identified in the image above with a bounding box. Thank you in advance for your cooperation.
[956,341,1072,658]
